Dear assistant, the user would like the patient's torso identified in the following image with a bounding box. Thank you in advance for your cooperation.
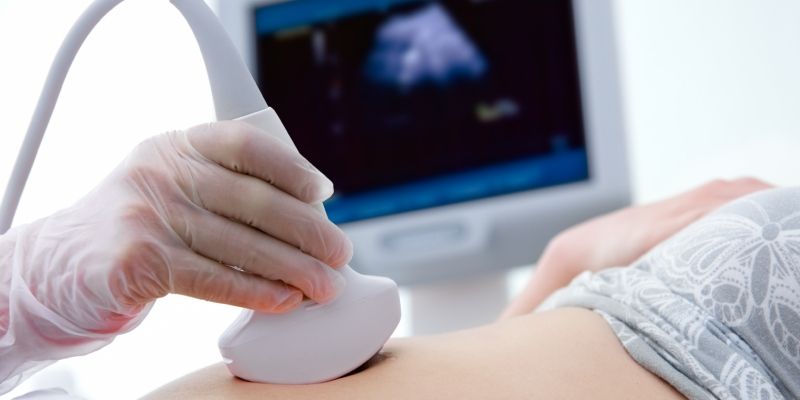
[145,308,684,399]
[543,187,800,399]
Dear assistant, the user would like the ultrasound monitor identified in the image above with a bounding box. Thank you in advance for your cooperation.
[218,0,630,284]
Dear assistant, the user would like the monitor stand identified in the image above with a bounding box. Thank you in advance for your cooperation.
[407,269,509,335]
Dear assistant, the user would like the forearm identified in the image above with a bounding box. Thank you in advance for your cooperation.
[0,222,58,394]
[501,180,772,319]
[500,236,581,318]
[0,220,147,395]
[0,229,15,335]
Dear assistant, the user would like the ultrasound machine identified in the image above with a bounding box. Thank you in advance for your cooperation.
[218,0,629,289]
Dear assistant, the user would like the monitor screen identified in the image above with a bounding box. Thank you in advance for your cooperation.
[253,0,589,224]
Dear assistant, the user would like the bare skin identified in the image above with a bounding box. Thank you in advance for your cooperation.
[145,308,683,400]
[145,178,772,399]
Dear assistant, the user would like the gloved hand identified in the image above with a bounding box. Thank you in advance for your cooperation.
[0,121,352,393]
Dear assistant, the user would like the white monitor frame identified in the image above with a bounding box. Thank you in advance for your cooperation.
[217,0,630,285]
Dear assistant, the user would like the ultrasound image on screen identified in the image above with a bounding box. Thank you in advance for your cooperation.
[253,0,588,223]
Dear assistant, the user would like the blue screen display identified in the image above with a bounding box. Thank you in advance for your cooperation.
[253,0,589,223]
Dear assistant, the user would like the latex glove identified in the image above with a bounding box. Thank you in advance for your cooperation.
[500,178,772,319]
[0,121,352,393]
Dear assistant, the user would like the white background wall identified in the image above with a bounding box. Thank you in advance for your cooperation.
[616,0,800,200]
[1,0,799,398]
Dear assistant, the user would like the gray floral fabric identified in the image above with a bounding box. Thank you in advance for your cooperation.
[539,187,800,399]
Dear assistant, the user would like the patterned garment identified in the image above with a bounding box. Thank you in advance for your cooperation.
[539,187,800,399]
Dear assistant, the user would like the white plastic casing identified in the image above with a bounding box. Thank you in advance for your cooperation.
[219,265,401,384]
[218,108,401,384]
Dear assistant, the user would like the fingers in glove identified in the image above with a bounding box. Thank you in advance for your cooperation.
[171,249,305,313]
[192,166,352,268]
[181,208,346,304]
[185,121,333,203]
